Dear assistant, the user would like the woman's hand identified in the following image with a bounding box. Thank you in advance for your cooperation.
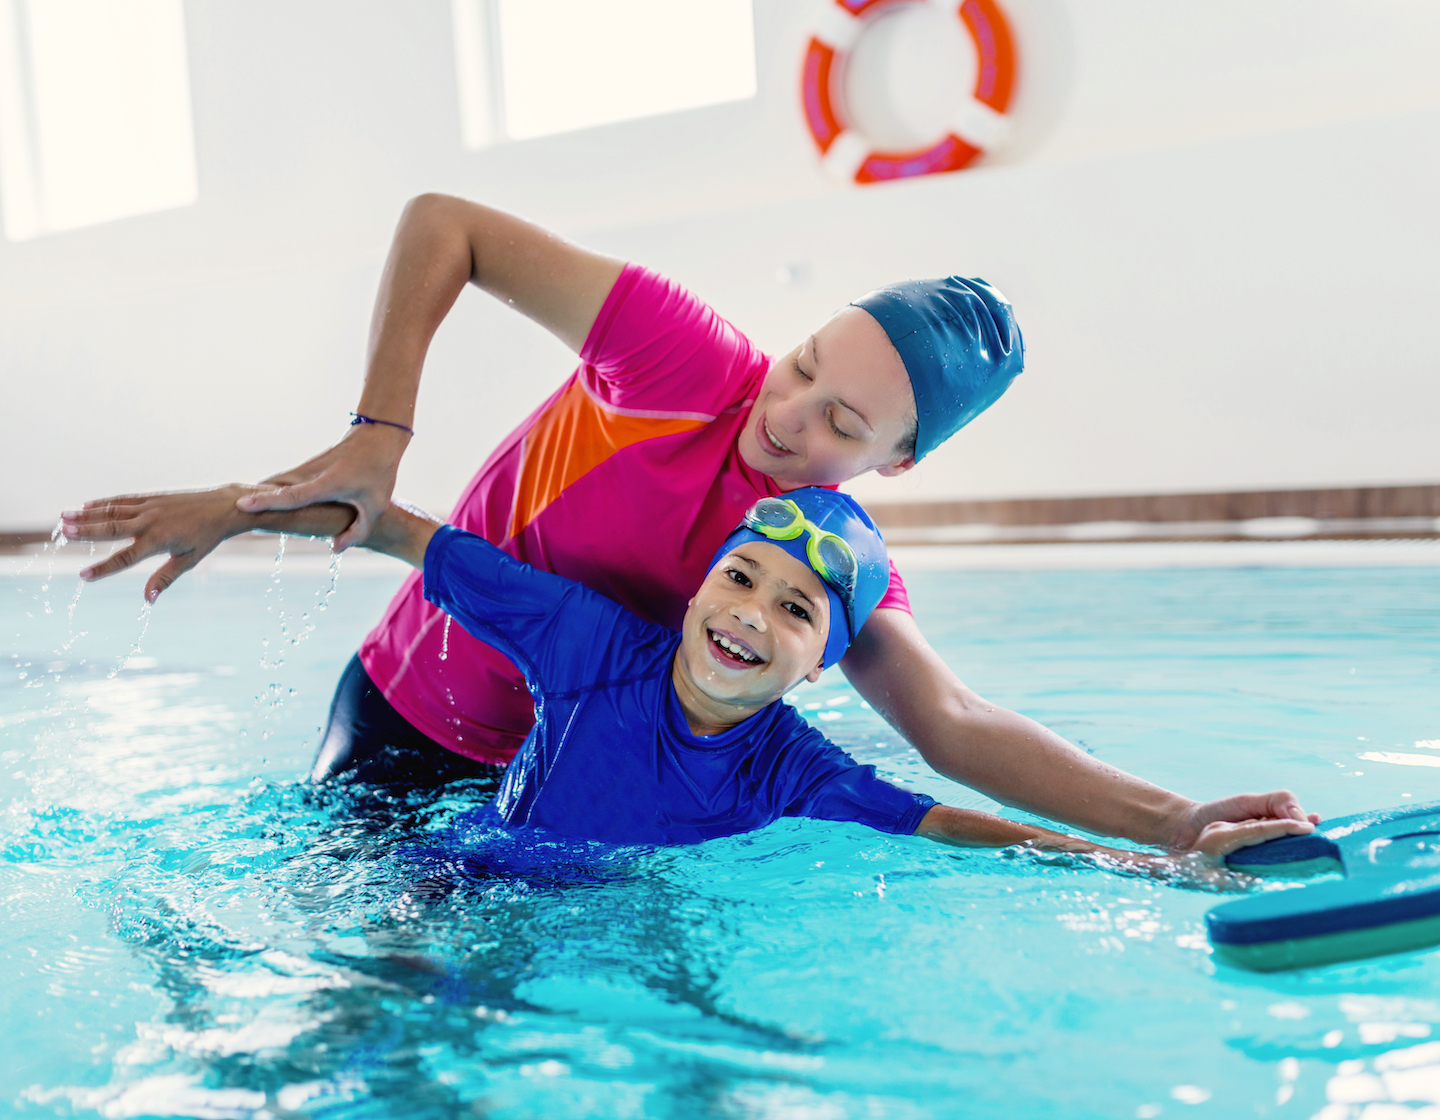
[1186,815,1316,860]
[62,484,266,602]
[236,421,410,551]
[1122,815,1319,888]
[1165,791,1320,855]
[61,484,356,602]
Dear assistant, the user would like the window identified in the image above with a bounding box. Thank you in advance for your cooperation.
[451,0,756,148]
[0,0,197,242]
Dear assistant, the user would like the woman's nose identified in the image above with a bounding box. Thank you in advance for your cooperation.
[771,395,809,435]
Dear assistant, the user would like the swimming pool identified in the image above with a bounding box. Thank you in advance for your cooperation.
[4,546,1439,1119]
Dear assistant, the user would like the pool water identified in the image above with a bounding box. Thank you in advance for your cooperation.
[4,551,1439,1119]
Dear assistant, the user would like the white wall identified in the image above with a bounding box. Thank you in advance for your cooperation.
[3,0,1439,527]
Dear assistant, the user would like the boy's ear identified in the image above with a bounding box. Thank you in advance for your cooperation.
[875,455,916,478]
[805,661,824,683]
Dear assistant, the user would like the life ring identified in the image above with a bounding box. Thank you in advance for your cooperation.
[801,0,1017,184]
[1208,799,1440,971]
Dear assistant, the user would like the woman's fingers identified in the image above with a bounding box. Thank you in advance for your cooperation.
[80,542,149,582]
[236,482,314,513]
[330,506,371,552]
[1246,789,1309,823]
[62,510,141,541]
[1196,816,1315,858]
[144,552,199,603]
[61,497,148,538]
[1172,790,1322,850]
[76,494,149,512]
[243,427,407,518]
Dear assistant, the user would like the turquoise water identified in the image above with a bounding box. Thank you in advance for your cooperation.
[4,553,1439,1119]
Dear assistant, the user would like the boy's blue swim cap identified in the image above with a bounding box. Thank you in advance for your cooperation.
[709,488,889,669]
[852,276,1024,461]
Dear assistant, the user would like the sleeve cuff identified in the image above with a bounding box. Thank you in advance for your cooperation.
[421,523,462,605]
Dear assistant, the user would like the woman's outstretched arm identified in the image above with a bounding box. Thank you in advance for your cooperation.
[69,194,624,594]
[845,607,1321,851]
[239,194,623,549]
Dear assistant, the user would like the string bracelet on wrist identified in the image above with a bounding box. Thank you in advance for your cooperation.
[350,412,414,436]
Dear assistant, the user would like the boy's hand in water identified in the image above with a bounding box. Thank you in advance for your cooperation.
[1165,791,1320,855]
[1074,815,1316,888]
[61,485,354,603]
[235,421,410,552]
[918,804,1316,887]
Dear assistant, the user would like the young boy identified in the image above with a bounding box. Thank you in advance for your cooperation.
[341,485,1310,862]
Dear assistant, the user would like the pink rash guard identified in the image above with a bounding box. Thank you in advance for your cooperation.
[357,264,913,764]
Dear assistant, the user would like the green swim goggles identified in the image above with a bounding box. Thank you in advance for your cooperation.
[742,497,859,606]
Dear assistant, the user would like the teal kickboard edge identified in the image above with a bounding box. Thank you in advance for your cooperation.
[1206,799,1440,970]
[1212,912,1440,973]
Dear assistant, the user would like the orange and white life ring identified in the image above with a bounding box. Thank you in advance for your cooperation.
[801,0,1016,183]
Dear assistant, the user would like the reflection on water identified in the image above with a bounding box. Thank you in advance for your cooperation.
[2,564,1439,1118]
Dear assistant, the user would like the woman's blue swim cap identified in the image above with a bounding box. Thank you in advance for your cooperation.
[852,276,1024,461]
[708,488,889,669]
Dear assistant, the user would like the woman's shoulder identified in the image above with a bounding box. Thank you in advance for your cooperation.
[581,264,770,409]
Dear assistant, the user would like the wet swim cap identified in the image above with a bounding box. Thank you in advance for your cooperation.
[852,276,1023,461]
[709,488,889,669]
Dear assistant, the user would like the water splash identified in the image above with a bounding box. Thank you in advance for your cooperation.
[38,520,69,615]
[252,538,341,743]
[58,577,90,655]
[285,547,342,649]
[67,578,85,628]
[440,614,452,661]
[260,536,287,671]
[107,601,153,679]
[61,545,94,651]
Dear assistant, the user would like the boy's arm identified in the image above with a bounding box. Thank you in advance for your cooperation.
[916,804,1315,876]
[357,501,440,568]
[62,485,439,599]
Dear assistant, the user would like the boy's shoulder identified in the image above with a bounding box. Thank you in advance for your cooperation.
[426,525,680,686]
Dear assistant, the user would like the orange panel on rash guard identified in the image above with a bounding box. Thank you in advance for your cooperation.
[508,380,709,540]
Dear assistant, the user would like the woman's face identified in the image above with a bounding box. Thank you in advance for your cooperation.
[737,306,917,489]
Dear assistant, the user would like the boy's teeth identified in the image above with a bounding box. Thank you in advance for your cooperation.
[712,632,757,663]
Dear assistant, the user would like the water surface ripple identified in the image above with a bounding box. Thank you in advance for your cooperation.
[3,564,1438,1118]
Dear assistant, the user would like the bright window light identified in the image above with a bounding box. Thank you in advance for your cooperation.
[491,0,755,142]
[0,0,197,242]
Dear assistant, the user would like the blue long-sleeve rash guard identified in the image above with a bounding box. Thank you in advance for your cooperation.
[422,525,936,846]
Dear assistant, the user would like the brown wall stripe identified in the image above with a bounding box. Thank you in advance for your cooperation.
[865,483,1440,530]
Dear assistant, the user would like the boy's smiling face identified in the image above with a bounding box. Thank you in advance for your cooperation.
[671,541,831,736]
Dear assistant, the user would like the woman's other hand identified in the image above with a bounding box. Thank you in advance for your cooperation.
[1187,815,1317,862]
[236,421,408,551]
[1166,790,1321,854]
[236,193,623,552]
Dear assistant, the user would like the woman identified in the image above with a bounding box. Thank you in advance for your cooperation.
[65,193,1315,850]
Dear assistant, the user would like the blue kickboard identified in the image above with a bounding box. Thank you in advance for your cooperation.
[1206,800,1440,965]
